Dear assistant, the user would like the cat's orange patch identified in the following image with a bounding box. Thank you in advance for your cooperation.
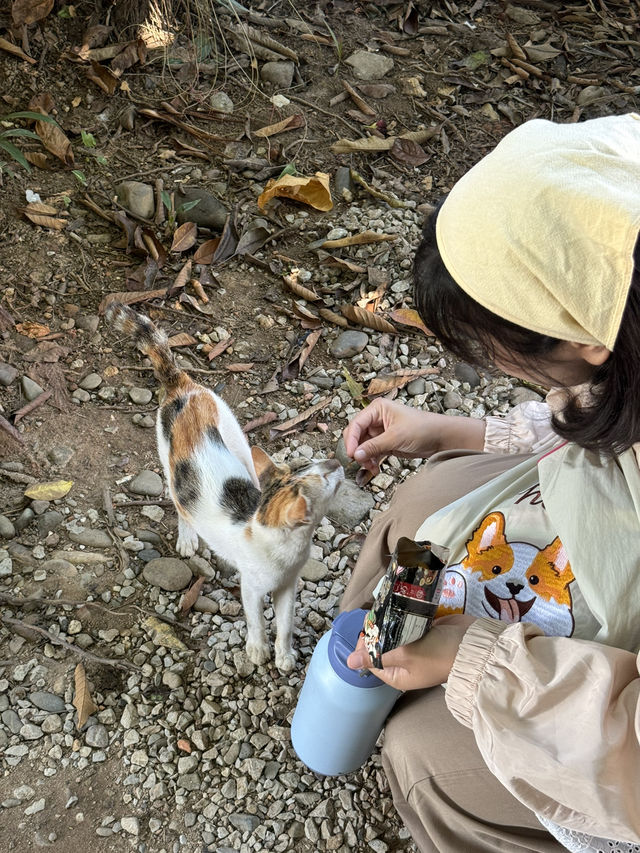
[258,484,297,527]
[167,389,219,460]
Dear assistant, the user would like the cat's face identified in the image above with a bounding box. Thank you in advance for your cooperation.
[251,448,344,530]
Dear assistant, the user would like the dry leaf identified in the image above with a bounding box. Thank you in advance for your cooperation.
[270,396,331,437]
[194,238,220,264]
[99,278,188,313]
[206,337,234,361]
[390,137,430,167]
[72,662,98,729]
[142,616,188,651]
[24,479,73,500]
[21,207,67,230]
[227,363,254,372]
[389,308,434,336]
[0,36,36,64]
[283,271,321,302]
[24,152,50,169]
[167,332,197,348]
[171,222,198,253]
[11,0,53,26]
[355,467,375,487]
[321,231,397,250]
[366,367,439,397]
[235,220,272,257]
[86,61,119,95]
[342,81,376,117]
[254,114,304,138]
[331,128,438,154]
[242,411,277,433]
[111,38,147,75]
[258,172,333,212]
[180,576,205,614]
[35,117,74,166]
[349,169,408,209]
[342,366,365,405]
[358,83,396,99]
[211,209,239,265]
[16,321,51,339]
[318,307,349,328]
[319,256,367,273]
[340,304,397,335]
[170,259,193,294]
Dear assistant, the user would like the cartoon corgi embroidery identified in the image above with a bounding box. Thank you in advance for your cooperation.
[438,511,575,636]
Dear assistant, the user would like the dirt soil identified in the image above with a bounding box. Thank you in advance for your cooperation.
[0,1,639,852]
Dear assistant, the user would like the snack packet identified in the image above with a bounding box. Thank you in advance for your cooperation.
[363,537,449,669]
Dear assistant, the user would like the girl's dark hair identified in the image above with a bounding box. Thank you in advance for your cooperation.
[413,201,640,456]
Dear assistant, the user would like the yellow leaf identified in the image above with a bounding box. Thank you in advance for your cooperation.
[142,616,188,651]
[72,662,98,729]
[16,321,51,339]
[24,479,73,500]
[258,172,333,212]
[389,308,434,337]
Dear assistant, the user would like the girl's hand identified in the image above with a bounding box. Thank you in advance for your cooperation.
[347,615,477,692]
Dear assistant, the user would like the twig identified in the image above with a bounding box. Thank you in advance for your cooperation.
[286,95,362,135]
[0,615,141,672]
[0,413,24,444]
[0,591,132,615]
[102,486,116,527]
[13,390,52,424]
[114,499,174,507]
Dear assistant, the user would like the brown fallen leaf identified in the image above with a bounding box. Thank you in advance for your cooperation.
[171,221,198,253]
[73,662,98,729]
[389,308,434,337]
[318,307,349,328]
[342,81,376,117]
[282,328,322,381]
[22,341,69,363]
[99,281,188,314]
[366,367,439,397]
[35,116,74,166]
[340,304,397,335]
[206,337,234,361]
[180,575,205,614]
[292,301,322,328]
[258,172,333,212]
[321,231,397,250]
[169,259,192,295]
[194,238,220,264]
[86,61,119,95]
[242,411,277,433]
[283,271,321,302]
[0,36,36,64]
[167,332,197,348]
[331,127,438,154]
[391,137,430,167]
[319,256,367,273]
[111,38,147,75]
[227,363,255,372]
[211,209,239,265]
[11,0,53,27]
[24,151,50,169]
[254,114,305,138]
[269,396,331,437]
[357,83,396,99]
[349,169,408,209]
[16,321,51,339]
[21,209,67,230]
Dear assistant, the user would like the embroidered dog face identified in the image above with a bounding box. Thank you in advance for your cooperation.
[438,511,575,636]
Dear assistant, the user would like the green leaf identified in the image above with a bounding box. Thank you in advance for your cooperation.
[161,190,171,210]
[176,199,201,213]
[4,111,58,125]
[72,169,87,185]
[96,155,107,165]
[81,130,96,148]
[0,139,30,172]
[0,129,39,139]
[278,163,297,179]
[58,5,73,17]
[342,367,365,406]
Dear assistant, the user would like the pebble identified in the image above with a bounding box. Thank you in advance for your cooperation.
[69,528,112,548]
[72,388,90,403]
[128,470,163,497]
[14,508,35,532]
[24,798,45,815]
[260,61,295,88]
[41,714,62,734]
[0,363,18,386]
[406,378,427,396]
[443,390,463,409]
[454,362,481,387]
[29,691,65,713]
[330,331,369,358]
[209,91,234,113]
[121,816,139,835]
[300,558,329,581]
[345,50,395,80]
[79,373,102,391]
[0,515,15,539]
[326,479,375,527]
[37,512,64,536]
[129,387,153,405]
[510,386,544,405]
[141,505,164,522]
[116,181,155,220]
[20,723,44,740]
[75,315,100,334]
[175,187,228,230]
[143,557,192,591]
[21,376,44,402]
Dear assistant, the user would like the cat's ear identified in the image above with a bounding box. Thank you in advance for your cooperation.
[287,493,311,526]
[251,446,276,481]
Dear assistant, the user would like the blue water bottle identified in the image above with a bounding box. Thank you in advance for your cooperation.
[291,608,401,776]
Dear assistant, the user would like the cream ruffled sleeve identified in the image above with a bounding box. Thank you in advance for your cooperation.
[445,619,640,842]
[483,400,563,455]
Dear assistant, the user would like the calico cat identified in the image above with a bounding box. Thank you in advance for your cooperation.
[107,302,344,672]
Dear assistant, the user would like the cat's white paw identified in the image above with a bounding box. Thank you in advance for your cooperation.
[246,641,271,666]
[275,648,298,674]
[176,528,199,557]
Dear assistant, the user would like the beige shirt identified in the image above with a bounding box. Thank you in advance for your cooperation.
[441,400,640,843]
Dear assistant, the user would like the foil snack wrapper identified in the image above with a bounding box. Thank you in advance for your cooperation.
[363,537,449,669]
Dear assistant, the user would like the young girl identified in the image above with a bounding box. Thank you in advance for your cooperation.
[341,113,640,853]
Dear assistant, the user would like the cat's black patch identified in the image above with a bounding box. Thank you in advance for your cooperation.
[206,425,224,445]
[160,396,186,442]
[257,472,284,510]
[173,458,200,510]
[221,477,260,524]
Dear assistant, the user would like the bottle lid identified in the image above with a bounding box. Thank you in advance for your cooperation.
[328,609,386,688]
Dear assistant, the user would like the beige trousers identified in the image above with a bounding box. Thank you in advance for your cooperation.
[341,450,564,853]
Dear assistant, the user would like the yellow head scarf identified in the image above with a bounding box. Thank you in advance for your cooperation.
[436,113,640,350]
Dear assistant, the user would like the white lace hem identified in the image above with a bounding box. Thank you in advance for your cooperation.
[537,815,640,853]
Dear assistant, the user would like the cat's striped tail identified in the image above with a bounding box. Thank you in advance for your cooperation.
[105,302,184,390]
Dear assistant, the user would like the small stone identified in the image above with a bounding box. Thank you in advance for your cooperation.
[75,315,100,334]
[72,388,90,403]
[29,691,65,713]
[13,785,35,801]
[193,597,218,614]
[162,671,182,689]
[0,515,15,539]
[177,773,201,791]
[121,816,139,835]
[128,470,163,497]
[129,387,153,405]
[326,227,348,241]
[15,507,35,532]
[229,813,260,832]
[345,50,394,80]
[301,558,328,581]
[330,331,369,359]
[41,714,62,734]
[175,187,228,230]
[0,553,12,577]
[510,386,544,405]
[69,528,112,549]
[120,704,138,729]
[38,512,64,536]
[47,445,75,466]
[24,798,45,815]
[260,61,295,88]
[141,505,164,522]
[334,166,354,201]
[443,390,463,409]
[116,181,155,220]
[0,363,18,386]
[79,373,102,391]
[326,479,375,527]
[21,376,44,402]
[454,363,481,388]
[143,557,192,591]
[137,548,161,562]
[30,500,49,516]
[20,723,44,740]
[209,91,234,113]
[406,378,427,397]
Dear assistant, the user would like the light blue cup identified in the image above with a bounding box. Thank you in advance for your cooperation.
[291,609,401,776]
